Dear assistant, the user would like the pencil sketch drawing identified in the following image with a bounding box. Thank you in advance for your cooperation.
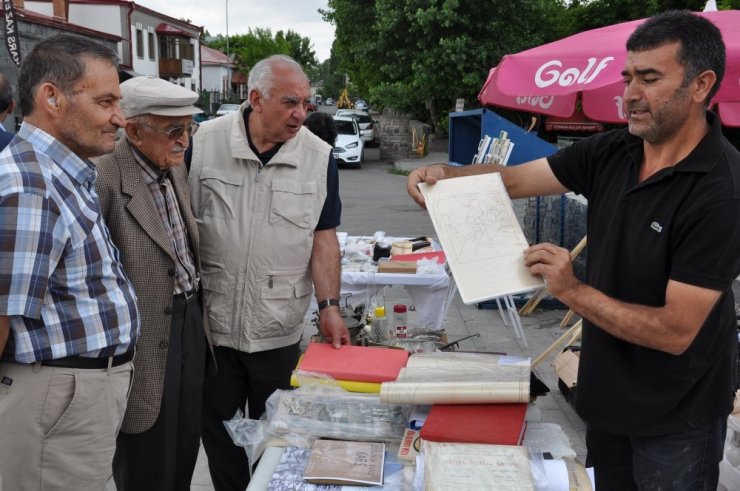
[420,173,545,304]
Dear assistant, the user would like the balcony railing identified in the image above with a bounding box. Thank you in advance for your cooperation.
[159,58,193,78]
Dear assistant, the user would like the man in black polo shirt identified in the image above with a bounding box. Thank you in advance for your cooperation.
[407,10,740,490]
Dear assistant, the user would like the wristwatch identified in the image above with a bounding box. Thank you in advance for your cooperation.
[317,298,340,311]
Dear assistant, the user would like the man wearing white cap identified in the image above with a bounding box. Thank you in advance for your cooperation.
[95,76,208,490]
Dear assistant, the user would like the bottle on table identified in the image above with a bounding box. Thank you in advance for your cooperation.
[393,304,408,339]
[371,306,389,343]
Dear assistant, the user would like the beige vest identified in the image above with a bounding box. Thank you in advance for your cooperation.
[189,105,331,352]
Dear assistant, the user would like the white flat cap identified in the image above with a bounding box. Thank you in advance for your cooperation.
[121,76,203,118]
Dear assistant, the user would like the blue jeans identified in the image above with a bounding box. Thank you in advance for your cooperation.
[585,416,727,490]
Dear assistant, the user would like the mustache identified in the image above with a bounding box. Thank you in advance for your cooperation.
[626,102,649,112]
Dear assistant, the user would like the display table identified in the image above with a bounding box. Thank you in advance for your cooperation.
[307,235,455,330]
[327,270,452,330]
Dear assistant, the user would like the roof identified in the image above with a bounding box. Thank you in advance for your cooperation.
[200,45,233,66]
[231,71,246,84]
[0,5,121,41]
[42,0,203,32]
[155,22,193,38]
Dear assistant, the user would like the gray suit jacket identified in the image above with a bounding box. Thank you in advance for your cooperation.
[95,138,204,433]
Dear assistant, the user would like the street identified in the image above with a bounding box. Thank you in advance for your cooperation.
[316,103,438,237]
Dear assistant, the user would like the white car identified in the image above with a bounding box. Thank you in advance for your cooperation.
[354,99,369,111]
[335,109,375,143]
[216,103,240,117]
[332,116,364,168]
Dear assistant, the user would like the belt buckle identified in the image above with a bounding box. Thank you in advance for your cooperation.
[183,285,198,301]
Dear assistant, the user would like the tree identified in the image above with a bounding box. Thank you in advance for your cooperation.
[276,30,319,70]
[324,0,567,130]
[314,52,345,100]
[562,0,708,34]
[206,28,317,76]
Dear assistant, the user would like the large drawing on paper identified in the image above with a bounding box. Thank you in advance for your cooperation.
[420,173,544,304]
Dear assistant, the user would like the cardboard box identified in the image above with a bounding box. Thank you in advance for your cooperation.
[553,348,579,389]
[377,260,417,274]
[554,347,580,407]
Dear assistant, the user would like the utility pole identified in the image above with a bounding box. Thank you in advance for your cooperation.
[225,0,230,101]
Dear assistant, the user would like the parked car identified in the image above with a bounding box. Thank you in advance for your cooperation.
[216,103,240,117]
[336,109,376,144]
[307,97,317,112]
[332,116,364,168]
[354,99,368,111]
[325,97,335,105]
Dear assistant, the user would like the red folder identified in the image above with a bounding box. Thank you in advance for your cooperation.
[298,342,409,383]
[420,403,528,445]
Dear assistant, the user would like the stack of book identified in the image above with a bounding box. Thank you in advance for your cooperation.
[291,342,410,393]
[390,352,530,465]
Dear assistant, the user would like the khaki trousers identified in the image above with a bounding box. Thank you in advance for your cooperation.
[0,360,133,491]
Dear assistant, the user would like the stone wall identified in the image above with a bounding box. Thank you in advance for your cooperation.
[378,108,412,162]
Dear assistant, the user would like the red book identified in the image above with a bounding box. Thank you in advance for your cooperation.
[298,342,409,383]
[420,403,528,445]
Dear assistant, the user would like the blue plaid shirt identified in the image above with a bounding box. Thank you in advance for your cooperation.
[0,122,140,363]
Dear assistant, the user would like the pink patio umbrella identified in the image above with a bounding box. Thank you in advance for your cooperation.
[478,10,740,127]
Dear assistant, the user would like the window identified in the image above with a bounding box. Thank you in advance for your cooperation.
[159,37,177,59]
[136,29,144,58]
[148,32,155,60]
[180,41,194,61]
[158,36,194,60]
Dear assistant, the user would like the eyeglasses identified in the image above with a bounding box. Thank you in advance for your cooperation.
[138,120,199,140]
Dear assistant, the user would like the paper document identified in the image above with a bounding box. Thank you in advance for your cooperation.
[419,172,545,303]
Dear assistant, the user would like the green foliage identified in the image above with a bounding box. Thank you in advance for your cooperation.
[276,30,319,70]
[315,53,346,100]
[325,0,567,130]
[561,0,709,33]
[325,0,734,129]
[205,28,318,78]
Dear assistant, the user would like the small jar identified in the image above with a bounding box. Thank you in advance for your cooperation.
[393,304,408,339]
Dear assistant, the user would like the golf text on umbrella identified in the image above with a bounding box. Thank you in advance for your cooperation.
[535,57,615,88]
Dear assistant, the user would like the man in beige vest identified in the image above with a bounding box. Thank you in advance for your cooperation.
[188,54,350,490]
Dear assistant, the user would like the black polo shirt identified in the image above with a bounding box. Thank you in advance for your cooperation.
[548,112,740,437]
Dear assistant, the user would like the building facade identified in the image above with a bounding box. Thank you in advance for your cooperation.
[23,0,202,91]
[1,0,121,133]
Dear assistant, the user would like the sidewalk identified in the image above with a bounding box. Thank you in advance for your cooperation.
[393,134,449,173]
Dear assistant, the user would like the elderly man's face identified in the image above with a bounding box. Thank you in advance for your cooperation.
[130,115,194,169]
[58,57,126,158]
[254,64,311,144]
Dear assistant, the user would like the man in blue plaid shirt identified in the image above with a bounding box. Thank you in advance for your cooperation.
[0,35,139,489]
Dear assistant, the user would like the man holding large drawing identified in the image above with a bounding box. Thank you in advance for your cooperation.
[407,11,740,490]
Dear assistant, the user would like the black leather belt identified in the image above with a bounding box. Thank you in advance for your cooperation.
[40,349,135,369]
[174,286,198,301]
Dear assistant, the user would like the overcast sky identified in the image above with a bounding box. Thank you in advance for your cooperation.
[138,0,336,62]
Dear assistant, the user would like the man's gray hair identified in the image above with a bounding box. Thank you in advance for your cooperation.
[247,55,307,101]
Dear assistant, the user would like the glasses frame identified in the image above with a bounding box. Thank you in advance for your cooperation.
[137,120,199,140]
